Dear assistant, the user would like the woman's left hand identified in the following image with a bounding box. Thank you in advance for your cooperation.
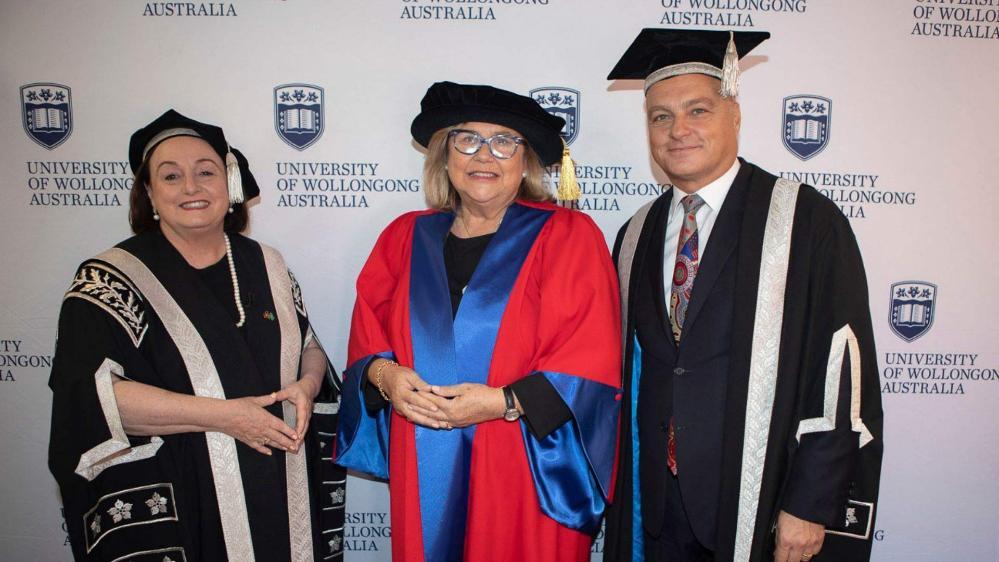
[430,383,505,428]
[274,377,321,452]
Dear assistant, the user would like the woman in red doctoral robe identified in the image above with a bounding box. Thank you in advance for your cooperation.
[335,81,621,562]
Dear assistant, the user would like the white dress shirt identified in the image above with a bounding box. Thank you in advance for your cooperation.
[663,160,741,301]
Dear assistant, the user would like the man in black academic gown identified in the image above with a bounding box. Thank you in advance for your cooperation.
[602,29,883,562]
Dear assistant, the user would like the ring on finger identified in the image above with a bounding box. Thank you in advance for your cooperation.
[801,554,813,561]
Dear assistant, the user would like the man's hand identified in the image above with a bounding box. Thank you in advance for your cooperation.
[774,510,825,562]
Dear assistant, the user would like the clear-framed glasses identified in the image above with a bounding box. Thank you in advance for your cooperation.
[447,129,526,159]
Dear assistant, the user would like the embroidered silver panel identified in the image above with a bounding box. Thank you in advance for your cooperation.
[65,262,147,347]
[261,244,313,562]
[111,546,187,562]
[795,324,874,448]
[617,198,657,350]
[84,483,178,553]
[733,178,801,561]
[98,249,255,562]
[325,480,347,509]
[75,358,163,481]
[322,527,345,560]
[313,402,340,415]
[825,499,875,540]
[289,268,308,317]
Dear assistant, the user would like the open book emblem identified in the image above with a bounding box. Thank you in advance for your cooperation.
[890,281,937,342]
[274,83,325,150]
[21,83,73,150]
[782,94,831,161]
[530,86,580,145]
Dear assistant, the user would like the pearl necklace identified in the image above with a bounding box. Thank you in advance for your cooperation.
[223,234,246,327]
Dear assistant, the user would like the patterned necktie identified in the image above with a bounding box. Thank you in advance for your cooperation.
[669,194,706,343]
[667,193,705,476]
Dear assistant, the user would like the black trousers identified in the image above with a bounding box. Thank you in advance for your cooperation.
[643,471,714,562]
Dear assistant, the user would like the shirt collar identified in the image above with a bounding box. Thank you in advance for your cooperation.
[670,159,741,214]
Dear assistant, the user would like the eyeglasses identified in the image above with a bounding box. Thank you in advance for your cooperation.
[448,129,525,159]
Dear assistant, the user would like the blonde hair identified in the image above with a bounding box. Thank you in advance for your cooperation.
[422,126,553,211]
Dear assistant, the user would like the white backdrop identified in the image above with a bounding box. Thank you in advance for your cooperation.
[2,1,998,560]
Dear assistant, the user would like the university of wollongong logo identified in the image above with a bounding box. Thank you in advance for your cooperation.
[530,86,580,145]
[21,83,72,149]
[889,281,937,342]
[782,94,830,161]
[274,84,324,150]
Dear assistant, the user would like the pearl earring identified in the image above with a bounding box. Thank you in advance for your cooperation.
[148,190,158,220]
[228,206,234,214]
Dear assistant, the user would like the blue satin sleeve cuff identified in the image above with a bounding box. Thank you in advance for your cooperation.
[334,352,394,480]
[630,337,645,559]
[519,370,620,533]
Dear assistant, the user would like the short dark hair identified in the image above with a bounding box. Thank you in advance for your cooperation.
[128,153,249,234]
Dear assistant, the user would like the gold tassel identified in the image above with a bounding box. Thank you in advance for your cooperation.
[720,31,740,98]
[226,148,245,205]
[556,140,580,201]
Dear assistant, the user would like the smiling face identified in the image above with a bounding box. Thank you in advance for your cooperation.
[446,121,526,212]
[645,73,741,192]
[145,135,229,240]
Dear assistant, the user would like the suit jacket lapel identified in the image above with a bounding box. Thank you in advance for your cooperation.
[632,190,677,361]
[681,162,752,339]
[649,197,675,345]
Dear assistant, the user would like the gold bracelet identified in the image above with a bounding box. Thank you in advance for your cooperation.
[374,359,398,401]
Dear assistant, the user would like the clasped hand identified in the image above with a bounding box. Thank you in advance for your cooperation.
[376,362,506,430]
[222,377,320,455]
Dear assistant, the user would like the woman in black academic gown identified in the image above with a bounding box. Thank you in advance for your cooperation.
[48,110,346,561]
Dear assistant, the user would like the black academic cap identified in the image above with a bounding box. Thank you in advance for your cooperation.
[411,81,566,166]
[607,28,770,95]
[128,109,260,202]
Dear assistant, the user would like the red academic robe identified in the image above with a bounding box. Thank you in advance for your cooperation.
[336,200,621,562]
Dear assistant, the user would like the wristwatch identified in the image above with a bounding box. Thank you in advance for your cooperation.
[502,386,520,422]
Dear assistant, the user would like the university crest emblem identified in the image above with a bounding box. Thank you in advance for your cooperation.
[530,87,580,145]
[782,94,830,161]
[890,281,937,342]
[274,84,324,150]
[21,83,72,149]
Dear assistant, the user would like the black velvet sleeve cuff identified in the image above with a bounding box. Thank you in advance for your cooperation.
[508,373,572,439]
[781,430,858,526]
